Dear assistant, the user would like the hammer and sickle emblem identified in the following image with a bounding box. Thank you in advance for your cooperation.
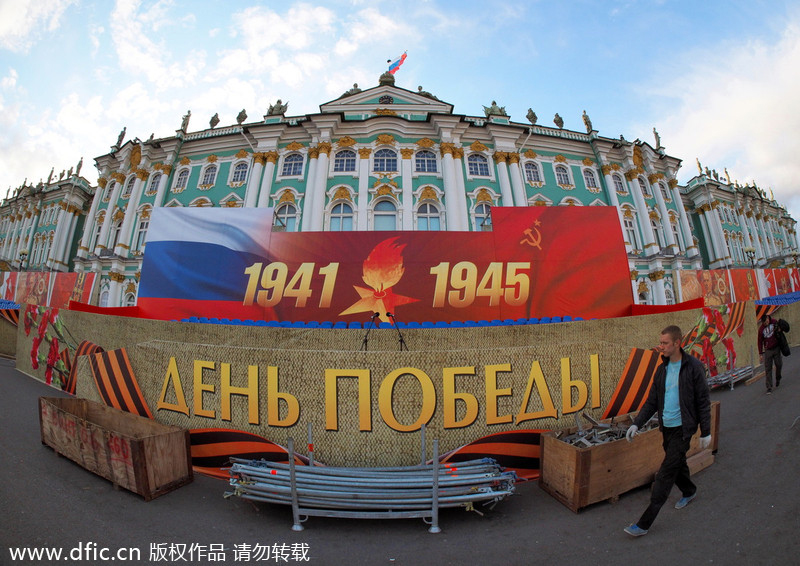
[520,222,543,249]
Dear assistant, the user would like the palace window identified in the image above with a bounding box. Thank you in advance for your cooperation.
[202,165,218,186]
[651,218,665,247]
[467,154,490,177]
[624,215,640,250]
[555,165,570,185]
[174,169,189,191]
[415,150,437,173]
[110,219,123,249]
[416,202,441,231]
[232,162,249,184]
[583,169,598,189]
[373,149,398,172]
[524,162,541,183]
[135,217,149,251]
[660,182,671,202]
[147,173,161,194]
[638,177,651,197]
[282,154,304,176]
[122,176,136,198]
[474,202,492,229]
[124,293,136,307]
[275,203,298,232]
[330,202,353,231]
[613,174,627,194]
[373,200,397,231]
[334,150,356,172]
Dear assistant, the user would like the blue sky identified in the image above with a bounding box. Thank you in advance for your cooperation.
[2,0,800,221]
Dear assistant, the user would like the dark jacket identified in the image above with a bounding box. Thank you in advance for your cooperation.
[633,348,711,441]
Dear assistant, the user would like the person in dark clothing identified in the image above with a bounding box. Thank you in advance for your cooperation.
[758,314,782,394]
[623,325,712,537]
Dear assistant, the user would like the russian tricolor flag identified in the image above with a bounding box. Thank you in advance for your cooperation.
[387,52,407,75]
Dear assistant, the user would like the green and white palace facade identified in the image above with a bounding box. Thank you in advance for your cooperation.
[1,73,797,308]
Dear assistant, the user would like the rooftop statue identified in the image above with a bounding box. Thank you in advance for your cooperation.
[582,110,592,133]
[696,158,702,174]
[236,109,247,124]
[267,99,288,115]
[417,85,438,100]
[76,157,83,175]
[115,127,126,148]
[342,83,361,97]
[553,113,564,129]
[210,113,220,129]
[180,110,191,132]
[653,127,661,149]
[47,167,54,185]
[379,71,395,86]
[526,108,537,125]
[483,100,507,117]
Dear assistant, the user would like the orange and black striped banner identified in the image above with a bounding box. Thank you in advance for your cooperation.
[89,348,153,419]
[755,304,779,322]
[719,301,747,340]
[190,428,307,479]
[64,340,104,396]
[438,429,544,481]
[0,308,19,326]
[602,347,660,419]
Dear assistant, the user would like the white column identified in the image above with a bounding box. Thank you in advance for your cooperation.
[493,152,514,207]
[452,148,468,230]
[256,152,278,208]
[301,148,319,232]
[244,155,264,208]
[1,212,20,259]
[749,216,765,261]
[310,143,331,231]
[440,144,460,231]
[77,179,106,259]
[626,172,657,254]
[14,207,34,261]
[52,208,79,270]
[109,273,124,307]
[648,176,676,249]
[357,148,370,231]
[709,204,731,266]
[698,210,723,267]
[400,148,414,230]
[672,183,699,258]
[737,210,753,249]
[96,177,124,254]
[47,204,71,269]
[115,174,146,257]
[507,154,527,207]
[652,273,666,305]
[153,167,171,208]
[602,169,630,252]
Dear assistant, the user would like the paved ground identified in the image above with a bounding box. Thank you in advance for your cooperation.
[1,353,799,565]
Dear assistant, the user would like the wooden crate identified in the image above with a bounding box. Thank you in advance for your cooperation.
[539,401,719,513]
[39,397,193,501]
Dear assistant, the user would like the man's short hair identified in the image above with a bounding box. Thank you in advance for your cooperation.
[661,325,682,342]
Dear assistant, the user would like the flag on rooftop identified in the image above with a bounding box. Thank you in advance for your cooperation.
[387,52,407,75]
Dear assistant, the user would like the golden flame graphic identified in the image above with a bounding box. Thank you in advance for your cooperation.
[362,237,406,291]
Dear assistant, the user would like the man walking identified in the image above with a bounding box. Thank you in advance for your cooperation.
[624,325,712,537]
[758,313,783,394]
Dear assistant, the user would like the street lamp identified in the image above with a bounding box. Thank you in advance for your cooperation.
[743,246,756,269]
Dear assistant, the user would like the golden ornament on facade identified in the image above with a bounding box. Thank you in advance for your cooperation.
[470,141,488,152]
[523,150,537,159]
[476,188,493,203]
[555,154,567,163]
[492,151,508,163]
[112,172,126,184]
[637,281,649,294]
[649,210,659,220]
[400,148,414,159]
[235,149,249,159]
[125,282,136,294]
[285,142,304,151]
[207,154,218,163]
[611,163,621,171]
[419,187,439,201]
[439,143,455,156]
[180,157,191,165]
[668,178,678,189]
[648,270,665,281]
[376,134,396,145]
[533,199,547,206]
[416,138,435,148]
[265,151,279,163]
[624,169,638,181]
[224,200,240,207]
[308,147,320,159]
[358,147,372,159]
[140,207,151,220]
[452,147,464,159]
[254,152,268,165]
[109,271,125,283]
[623,208,634,218]
[129,145,142,169]
[135,168,149,181]
[630,270,639,280]
[113,208,125,222]
[377,184,394,196]
[336,136,356,147]
[647,174,660,184]
[98,177,108,189]
[278,191,296,204]
[582,158,594,166]
[333,187,351,201]
[375,108,397,116]
[317,142,332,156]
[601,165,611,176]
[507,153,520,164]
[633,146,644,169]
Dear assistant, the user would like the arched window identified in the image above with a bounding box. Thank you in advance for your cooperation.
[99,290,109,308]
[475,202,492,229]
[334,150,356,172]
[555,165,570,185]
[638,177,651,197]
[671,219,682,249]
[613,174,627,194]
[104,181,115,200]
[282,154,304,176]
[122,176,136,198]
[467,154,490,176]
[651,218,665,247]
[110,219,123,249]
[583,169,598,189]
[175,169,189,191]
[135,216,149,251]
[91,219,103,250]
[665,288,675,305]
[415,150,437,173]
[202,164,218,186]
[373,149,397,172]
[373,200,397,231]
[147,172,162,194]
[232,162,248,184]
[660,182,671,202]
[275,203,298,232]
[624,213,640,250]
[124,293,136,307]
[330,203,353,231]
[524,162,541,182]
[417,202,441,231]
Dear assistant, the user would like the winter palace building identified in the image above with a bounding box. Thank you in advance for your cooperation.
[1,72,797,308]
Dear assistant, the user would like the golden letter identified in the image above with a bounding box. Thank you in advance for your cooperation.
[485,363,513,425]
[157,357,189,416]
[516,361,557,424]
[442,366,478,429]
[324,369,371,431]
[379,367,436,432]
[561,357,588,415]
[590,354,600,408]
[193,360,216,419]
[267,366,300,427]
[220,363,260,424]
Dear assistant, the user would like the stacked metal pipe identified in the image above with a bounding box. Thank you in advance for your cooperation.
[225,457,517,512]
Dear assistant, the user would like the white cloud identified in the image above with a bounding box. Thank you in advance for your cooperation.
[0,0,76,52]
[649,16,800,219]
[1,68,18,89]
